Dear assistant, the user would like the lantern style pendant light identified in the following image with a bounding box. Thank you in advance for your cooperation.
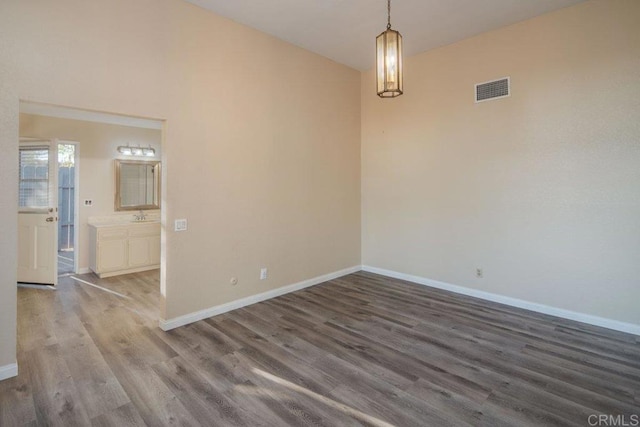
[376,0,403,98]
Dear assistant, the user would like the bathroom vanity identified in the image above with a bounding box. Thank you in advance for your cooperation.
[87,158,162,278]
[89,221,160,278]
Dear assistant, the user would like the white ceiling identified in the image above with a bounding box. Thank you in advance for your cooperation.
[185,0,585,71]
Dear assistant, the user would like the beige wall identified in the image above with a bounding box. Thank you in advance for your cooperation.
[19,114,162,271]
[362,0,640,325]
[0,0,361,368]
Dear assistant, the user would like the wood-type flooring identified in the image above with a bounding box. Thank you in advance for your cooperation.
[1,270,638,426]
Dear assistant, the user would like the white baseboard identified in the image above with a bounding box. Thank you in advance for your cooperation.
[0,363,18,381]
[159,265,362,331]
[362,265,640,336]
[76,267,91,275]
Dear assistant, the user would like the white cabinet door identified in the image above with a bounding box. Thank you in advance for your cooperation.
[128,237,152,267]
[98,239,128,272]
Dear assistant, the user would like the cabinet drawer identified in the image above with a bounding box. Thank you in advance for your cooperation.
[129,223,160,237]
[97,228,128,240]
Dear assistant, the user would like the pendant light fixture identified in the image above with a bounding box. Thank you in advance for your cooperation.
[376,0,403,98]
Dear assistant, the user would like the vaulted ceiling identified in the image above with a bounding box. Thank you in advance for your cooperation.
[185,0,586,71]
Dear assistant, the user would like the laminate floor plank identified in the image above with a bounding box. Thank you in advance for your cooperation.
[3,270,639,426]
[266,296,329,325]
[352,272,640,349]
[417,308,640,372]
[153,319,242,364]
[483,376,603,425]
[320,319,498,402]
[231,308,327,365]
[240,308,477,426]
[16,290,59,354]
[314,349,475,427]
[336,274,546,325]
[225,351,377,427]
[331,280,559,342]
[90,403,146,427]
[273,313,419,391]
[406,319,640,414]
[343,274,577,337]
[305,286,420,328]
[205,317,342,397]
[400,315,640,411]
[399,315,640,405]
[56,335,131,420]
[151,355,251,426]
[345,279,568,339]
[78,311,195,426]
[24,344,92,426]
[522,343,640,383]
[341,316,521,395]
[0,375,37,426]
[479,390,578,427]
[350,272,572,329]
[346,279,640,367]
[248,305,419,398]
[328,383,454,427]
[88,336,199,426]
[283,316,420,390]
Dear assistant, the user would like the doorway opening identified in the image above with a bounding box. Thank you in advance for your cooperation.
[57,143,77,275]
[18,100,165,302]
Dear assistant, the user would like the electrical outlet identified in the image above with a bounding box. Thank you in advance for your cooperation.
[83,199,93,206]
[476,268,483,278]
[260,268,268,280]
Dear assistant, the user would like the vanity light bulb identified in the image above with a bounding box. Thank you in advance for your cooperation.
[118,146,133,156]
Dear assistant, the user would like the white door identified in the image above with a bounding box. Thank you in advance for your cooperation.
[17,141,58,286]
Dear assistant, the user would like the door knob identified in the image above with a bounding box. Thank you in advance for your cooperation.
[46,217,54,222]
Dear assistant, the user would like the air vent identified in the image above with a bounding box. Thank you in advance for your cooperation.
[475,77,510,103]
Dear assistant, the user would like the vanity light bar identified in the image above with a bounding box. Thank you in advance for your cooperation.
[117,145,155,157]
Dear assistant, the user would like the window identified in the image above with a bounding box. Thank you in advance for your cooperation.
[19,146,49,209]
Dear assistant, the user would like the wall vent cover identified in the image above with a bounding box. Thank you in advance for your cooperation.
[475,77,510,103]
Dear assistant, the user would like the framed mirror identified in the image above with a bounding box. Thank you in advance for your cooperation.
[115,159,161,211]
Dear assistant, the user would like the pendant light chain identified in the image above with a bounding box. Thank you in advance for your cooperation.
[387,0,391,30]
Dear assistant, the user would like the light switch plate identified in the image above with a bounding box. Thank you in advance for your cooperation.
[174,219,187,232]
